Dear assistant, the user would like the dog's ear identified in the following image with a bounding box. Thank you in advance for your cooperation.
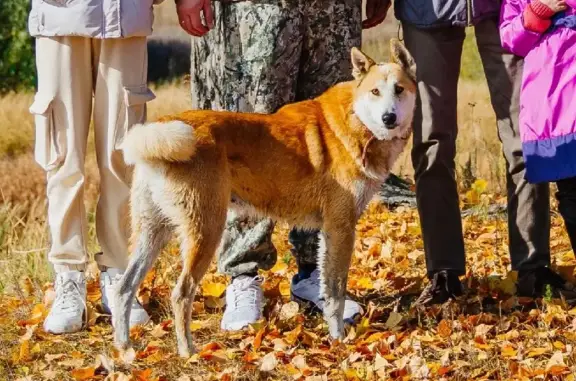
[351,47,375,80]
[390,39,416,83]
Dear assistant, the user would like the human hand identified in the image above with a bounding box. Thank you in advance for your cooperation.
[176,0,214,37]
[363,0,392,29]
[540,0,567,13]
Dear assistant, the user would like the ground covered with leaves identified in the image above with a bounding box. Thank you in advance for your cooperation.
[2,182,576,381]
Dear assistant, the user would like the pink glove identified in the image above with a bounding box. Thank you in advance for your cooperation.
[566,0,576,8]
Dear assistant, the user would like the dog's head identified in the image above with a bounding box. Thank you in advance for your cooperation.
[351,40,417,141]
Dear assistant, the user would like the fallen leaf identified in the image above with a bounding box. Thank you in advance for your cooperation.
[204,296,225,309]
[279,301,299,320]
[527,348,549,358]
[41,369,58,380]
[546,351,568,375]
[45,353,66,362]
[132,369,153,381]
[385,312,403,329]
[59,358,85,368]
[253,327,266,351]
[150,325,168,338]
[374,353,390,371]
[71,367,96,380]
[19,276,34,297]
[260,352,278,372]
[202,282,226,298]
[292,355,307,370]
[437,319,452,338]
[501,345,517,358]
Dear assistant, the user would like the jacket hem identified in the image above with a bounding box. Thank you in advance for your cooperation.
[396,12,500,29]
[523,132,576,184]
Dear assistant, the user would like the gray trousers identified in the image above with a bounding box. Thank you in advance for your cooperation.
[403,18,551,276]
[190,0,362,277]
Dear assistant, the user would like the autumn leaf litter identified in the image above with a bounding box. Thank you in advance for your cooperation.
[2,181,576,380]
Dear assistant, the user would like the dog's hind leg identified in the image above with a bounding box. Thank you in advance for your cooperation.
[113,189,171,356]
[171,193,228,358]
[319,207,356,341]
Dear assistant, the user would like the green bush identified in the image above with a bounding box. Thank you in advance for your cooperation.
[0,0,36,94]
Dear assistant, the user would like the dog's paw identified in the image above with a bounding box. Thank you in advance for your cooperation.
[178,344,197,359]
[115,346,136,364]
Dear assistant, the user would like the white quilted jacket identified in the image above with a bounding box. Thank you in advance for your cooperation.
[29,0,165,39]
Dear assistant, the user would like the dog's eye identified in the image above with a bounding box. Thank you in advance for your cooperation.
[371,88,380,96]
[395,85,404,95]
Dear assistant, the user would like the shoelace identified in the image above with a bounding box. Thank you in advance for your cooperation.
[231,277,263,308]
[53,278,88,325]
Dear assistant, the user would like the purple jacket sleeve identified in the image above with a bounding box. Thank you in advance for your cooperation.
[499,0,542,57]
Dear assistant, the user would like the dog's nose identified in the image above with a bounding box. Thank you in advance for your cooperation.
[382,113,397,128]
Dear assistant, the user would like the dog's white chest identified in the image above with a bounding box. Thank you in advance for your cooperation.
[353,180,380,218]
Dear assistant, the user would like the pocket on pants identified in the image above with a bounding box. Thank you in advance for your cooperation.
[30,93,66,171]
[114,85,156,150]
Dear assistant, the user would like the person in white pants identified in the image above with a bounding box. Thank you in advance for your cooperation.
[28,0,210,334]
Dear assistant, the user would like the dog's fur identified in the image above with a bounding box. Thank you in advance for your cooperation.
[113,39,417,358]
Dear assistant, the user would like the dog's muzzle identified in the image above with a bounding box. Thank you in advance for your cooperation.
[382,112,398,129]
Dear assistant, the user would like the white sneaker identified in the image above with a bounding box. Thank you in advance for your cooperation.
[100,268,150,327]
[221,275,264,331]
[291,269,363,323]
[43,271,87,334]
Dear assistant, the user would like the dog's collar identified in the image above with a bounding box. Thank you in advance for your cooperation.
[361,134,410,169]
[361,135,376,168]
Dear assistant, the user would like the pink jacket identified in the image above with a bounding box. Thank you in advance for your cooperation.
[500,0,576,183]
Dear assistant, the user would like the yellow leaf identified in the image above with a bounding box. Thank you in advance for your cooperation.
[501,345,517,358]
[18,340,30,362]
[472,179,488,194]
[363,332,385,343]
[527,348,549,358]
[269,261,288,274]
[31,343,41,354]
[474,342,492,350]
[202,282,226,298]
[190,321,203,331]
[71,367,96,380]
[355,277,374,290]
[279,280,291,297]
[465,190,479,205]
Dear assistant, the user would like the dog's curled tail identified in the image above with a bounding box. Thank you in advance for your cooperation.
[121,120,196,165]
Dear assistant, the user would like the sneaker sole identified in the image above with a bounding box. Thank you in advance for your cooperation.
[290,292,361,324]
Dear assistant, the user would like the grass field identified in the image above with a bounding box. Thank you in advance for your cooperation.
[1,3,576,380]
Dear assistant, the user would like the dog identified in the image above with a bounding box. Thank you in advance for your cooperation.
[113,39,417,358]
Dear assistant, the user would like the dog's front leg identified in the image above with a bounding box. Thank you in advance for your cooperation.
[319,218,356,340]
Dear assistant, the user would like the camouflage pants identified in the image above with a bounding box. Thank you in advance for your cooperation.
[190,0,362,277]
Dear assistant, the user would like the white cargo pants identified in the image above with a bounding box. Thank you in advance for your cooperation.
[30,36,155,273]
